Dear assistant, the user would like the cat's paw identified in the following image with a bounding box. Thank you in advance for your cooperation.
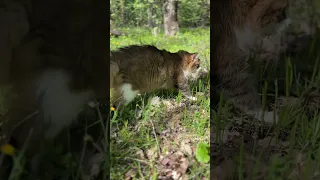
[248,109,279,123]
[255,111,279,123]
[198,67,209,77]
[186,96,197,101]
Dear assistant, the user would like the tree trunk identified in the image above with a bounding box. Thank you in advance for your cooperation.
[147,1,154,28]
[120,0,125,24]
[163,0,179,36]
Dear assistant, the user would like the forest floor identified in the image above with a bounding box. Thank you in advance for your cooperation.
[109,27,210,179]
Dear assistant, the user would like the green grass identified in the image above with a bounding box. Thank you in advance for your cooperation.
[110,27,210,179]
[211,30,320,179]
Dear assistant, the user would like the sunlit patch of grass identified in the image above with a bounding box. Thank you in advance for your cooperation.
[110,27,210,179]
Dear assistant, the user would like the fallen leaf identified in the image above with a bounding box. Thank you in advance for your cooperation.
[180,141,193,156]
[177,157,189,174]
[146,146,158,160]
[172,170,182,180]
[136,149,145,160]
[180,174,189,180]
[161,157,170,166]
[124,168,138,180]
[169,151,184,162]
[159,151,190,179]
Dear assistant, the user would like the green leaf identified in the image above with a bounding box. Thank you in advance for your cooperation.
[195,142,210,163]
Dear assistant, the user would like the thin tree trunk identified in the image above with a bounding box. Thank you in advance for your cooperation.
[120,0,125,24]
[163,0,179,36]
[147,1,154,28]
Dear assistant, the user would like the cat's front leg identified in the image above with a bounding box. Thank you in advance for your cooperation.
[229,89,279,123]
[177,80,197,102]
[218,69,279,123]
[247,109,279,123]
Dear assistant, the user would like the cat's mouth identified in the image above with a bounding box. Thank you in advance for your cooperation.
[188,67,208,81]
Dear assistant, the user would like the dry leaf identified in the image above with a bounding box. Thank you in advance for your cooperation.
[180,141,193,156]
[179,174,189,180]
[161,157,170,166]
[159,151,190,179]
[147,146,158,160]
[136,149,145,160]
[124,168,138,180]
[177,157,189,174]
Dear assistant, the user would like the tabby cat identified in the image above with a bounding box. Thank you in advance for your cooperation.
[110,45,206,108]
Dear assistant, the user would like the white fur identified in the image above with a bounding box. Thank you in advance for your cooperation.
[276,18,291,35]
[36,69,94,139]
[183,70,190,79]
[248,109,279,123]
[184,67,206,81]
[234,18,291,54]
[192,67,207,80]
[234,25,258,53]
[186,95,197,101]
[120,83,139,105]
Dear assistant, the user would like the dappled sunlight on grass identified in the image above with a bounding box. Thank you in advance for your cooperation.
[110,27,210,179]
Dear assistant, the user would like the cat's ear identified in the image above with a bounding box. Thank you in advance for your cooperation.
[192,53,200,61]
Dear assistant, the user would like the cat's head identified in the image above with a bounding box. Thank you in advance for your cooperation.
[178,51,205,81]
[230,0,290,54]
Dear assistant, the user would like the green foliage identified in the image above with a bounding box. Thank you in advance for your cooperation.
[110,0,210,28]
[110,0,163,27]
[178,0,210,27]
[195,142,210,163]
[110,27,210,67]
